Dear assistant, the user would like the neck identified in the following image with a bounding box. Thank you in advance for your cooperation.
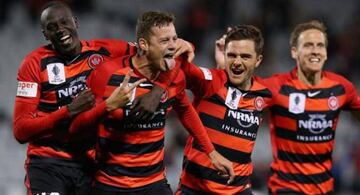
[132,54,160,81]
[297,67,322,86]
[237,78,252,91]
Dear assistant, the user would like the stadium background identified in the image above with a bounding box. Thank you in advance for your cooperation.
[0,0,359,194]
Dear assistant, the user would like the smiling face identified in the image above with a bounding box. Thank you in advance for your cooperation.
[145,23,177,71]
[41,5,81,57]
[225,40,262,90]
[291,29,327,74]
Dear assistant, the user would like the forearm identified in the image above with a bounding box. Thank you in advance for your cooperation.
[13,101,70,143]
[69,101,110,134]
[174,100,214,154]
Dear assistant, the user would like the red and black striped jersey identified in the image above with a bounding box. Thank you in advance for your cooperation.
[262,68,360,195]
[84,55,214,190]
[14,39,136,164]
[178,62,272,194]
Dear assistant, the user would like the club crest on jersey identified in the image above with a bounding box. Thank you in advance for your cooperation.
[47,63,65,85]
[254,96,265,111]
[289,93,306,114]
[160,90,168,103]
[328,96,339,110]
[225,87,243,110]
[88,54,104,69]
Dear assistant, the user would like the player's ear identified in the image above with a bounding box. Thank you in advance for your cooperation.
[73,16,79,28]
[138,38,148,52]
[291,46,297,60]
[42,30,49,41]
[255,54,263,68]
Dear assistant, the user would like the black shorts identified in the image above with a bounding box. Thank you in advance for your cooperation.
[92,179,172,195]
[25,156,95,195]
[179,184,253,195]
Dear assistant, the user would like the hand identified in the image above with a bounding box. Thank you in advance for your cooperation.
[208,150,235,184]
[175,38,195,62]
[67,89,95,117]
[128,84,164,121]
[215,27,233,69]
[105,69,146,112]
[215,34,226,69]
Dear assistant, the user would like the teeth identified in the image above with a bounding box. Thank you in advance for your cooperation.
[60,35,70,41]
[310,58,320,62]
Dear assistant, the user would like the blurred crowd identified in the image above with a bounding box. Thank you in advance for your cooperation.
[0,0,359,194]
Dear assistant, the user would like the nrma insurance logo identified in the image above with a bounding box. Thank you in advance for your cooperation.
[298,114,333,134]
[227,109,260,128]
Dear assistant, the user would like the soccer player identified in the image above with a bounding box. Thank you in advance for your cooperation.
[216,20,360,194]
[69,11,235,195]
[13,2,194,195]
[176,25,272,194]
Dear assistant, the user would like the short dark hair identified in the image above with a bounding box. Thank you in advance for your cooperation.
[136,11,175,41]
[40,1,73,29]
[225,25,264,55]
[290,20,328,47]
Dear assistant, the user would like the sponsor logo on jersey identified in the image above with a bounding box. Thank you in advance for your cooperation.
[254,96,265,111]
[160,89,168,103]
[228,110,260,127]
[307,90,321,97]
[17,81,38,97]
[225,87,245,110]
[289,92,306,114]
[47,63,65,85]
[328,95,339,110]
[88,54,104,69]
[298,114,333,134]
[57,76,86,98]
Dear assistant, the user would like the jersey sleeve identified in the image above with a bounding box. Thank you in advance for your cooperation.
[13,55,71,143]
[341,77,360,110]
[94,39,137,58]
[181,60,226,98]
[172,74,214,154]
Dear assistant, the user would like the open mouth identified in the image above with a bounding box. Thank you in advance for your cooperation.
[163,53,175,70]
[231,67,245,75]
[309,57,320,63]
[59,34,72,45]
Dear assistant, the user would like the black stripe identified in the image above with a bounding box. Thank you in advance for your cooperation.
[100,160,164,177]
[108,74,147,87]
[103,113,166,131]
[274,169,332,184]
[98,137,164,155]
[40,47,110,70]
[29,156,93,167]
[279,84,345,98]
[243,88,272,99]
[192,141,251,164]
[271,105,340,119]
[32,139,95,154]
[183,158,250,186]
[206,94,226,107]
[38,101,62,112]
[275,126,335,143]
[277,150,332,163]
[199,112,258,141]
